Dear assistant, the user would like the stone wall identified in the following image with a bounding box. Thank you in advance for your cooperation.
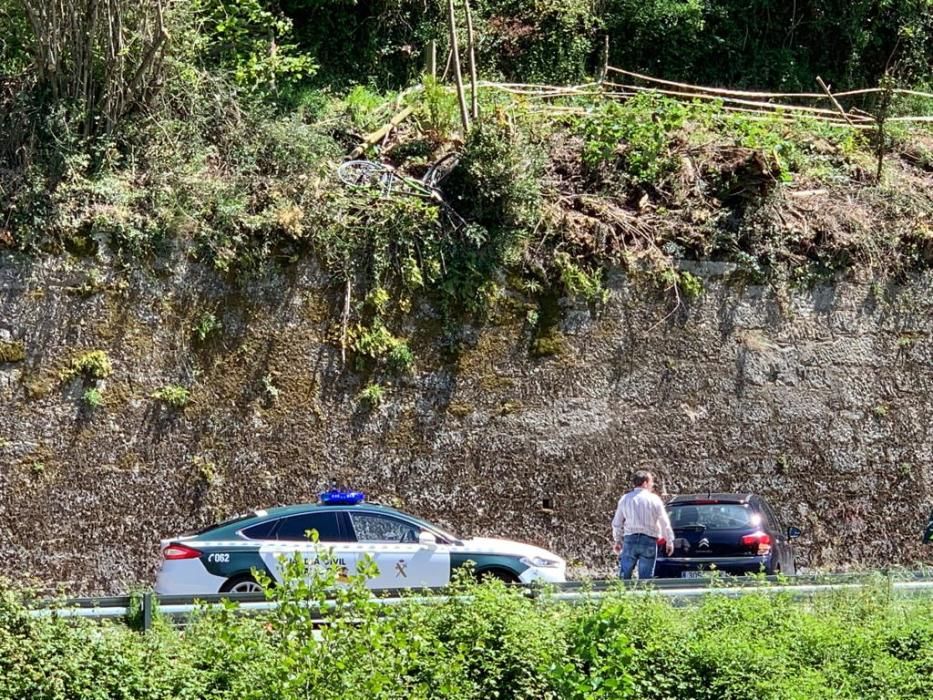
[1,254,931,593]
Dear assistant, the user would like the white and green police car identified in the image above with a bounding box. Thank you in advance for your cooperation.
[155,491,566,594]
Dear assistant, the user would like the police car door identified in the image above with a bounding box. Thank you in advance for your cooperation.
[257,511,349,584]
[345,511,450,589]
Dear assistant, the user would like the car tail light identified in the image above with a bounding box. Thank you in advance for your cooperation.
[740,532,772,555]
[656,537,667,548]
[162,543,202,560]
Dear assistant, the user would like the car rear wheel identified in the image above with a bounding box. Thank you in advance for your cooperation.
[221,574,262,594]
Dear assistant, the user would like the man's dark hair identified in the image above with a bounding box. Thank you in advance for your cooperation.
[633,470,652,487]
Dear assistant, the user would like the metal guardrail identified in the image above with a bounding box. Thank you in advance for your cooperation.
[27,572,933,631]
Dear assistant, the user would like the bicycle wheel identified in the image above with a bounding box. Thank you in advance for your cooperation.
[337,160,396,194]
[423,152,460,188]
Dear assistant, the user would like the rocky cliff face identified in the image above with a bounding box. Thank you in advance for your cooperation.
[1,254,931,594]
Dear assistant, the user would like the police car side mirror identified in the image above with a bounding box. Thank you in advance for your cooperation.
[418,531,437,546]
[787,527,802,540]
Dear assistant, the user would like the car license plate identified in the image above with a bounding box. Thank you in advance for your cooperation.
[681,571,702,579]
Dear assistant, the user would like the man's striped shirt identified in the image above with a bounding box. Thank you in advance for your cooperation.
[612,487,675,543]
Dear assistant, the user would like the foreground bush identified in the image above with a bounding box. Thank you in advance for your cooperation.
[2,568,932,700]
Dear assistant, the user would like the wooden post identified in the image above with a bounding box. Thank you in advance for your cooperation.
[463,0,479,119]
[142,592,153,632]
[598,34,609,83]
[874,74,894,183]
[426,39,437,78]
[446,0,470,133]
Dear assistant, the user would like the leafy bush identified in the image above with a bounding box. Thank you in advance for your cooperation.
[2,572,933,699]
[82,387,104,408]
[61,350,113,382]
[603,0,933,90]
[192,312,222,343]
[446,115,544,233]
[0,3,30,73]
[553,251,609,304]
[187,0,317,92]
[602,0,708,79]
[151,385,191,408]
[477,0,599,83]
[579,93,693,184]
[357,382,386,407]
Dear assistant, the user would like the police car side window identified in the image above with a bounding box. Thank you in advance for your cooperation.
[276,513,345,542]
[240,519,277,540]
[349,513,420,544]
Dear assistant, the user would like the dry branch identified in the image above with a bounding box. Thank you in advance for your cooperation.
[350,106,415,158]
[446,0,470,132]
[603,81,875,122]
[816,76,854,126]
[463,0,479,120]
[21,0,169,135]
[606,66,827,100]
[608,66,933,102]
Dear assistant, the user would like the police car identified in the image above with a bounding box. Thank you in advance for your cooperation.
[155,491,566,594]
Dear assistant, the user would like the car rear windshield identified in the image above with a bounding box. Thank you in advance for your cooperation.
[668,503,762,531]
[191,513,260,536]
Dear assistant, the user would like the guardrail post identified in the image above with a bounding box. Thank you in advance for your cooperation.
[142,593,153,632]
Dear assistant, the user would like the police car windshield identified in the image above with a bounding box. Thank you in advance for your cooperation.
[405,513,459,543]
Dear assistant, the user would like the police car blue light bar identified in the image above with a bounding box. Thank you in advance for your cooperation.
[319,489,365,506]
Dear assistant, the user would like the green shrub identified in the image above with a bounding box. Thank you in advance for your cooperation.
[387,342,414,373]
[2,574,933,699]
[350,323,413,373]
[151,385,191,408]
[553,252,609,304]
[345,85,390,132]
[357,382,385,407]
[82,387,104,408]
[477,0,599,83]
[188,0,317,92]
[193,312,222,343]
[0,3,30,73]
[579,93,693,184]
[411,75,460,140]
[61,350,113,382]
[0,341,25,363]
[446,116,544,232]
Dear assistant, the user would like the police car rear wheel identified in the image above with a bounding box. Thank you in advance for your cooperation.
[221,574,262,594]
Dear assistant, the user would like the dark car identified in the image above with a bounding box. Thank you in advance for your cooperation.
[924,510,933,545]
[654,493,801,579]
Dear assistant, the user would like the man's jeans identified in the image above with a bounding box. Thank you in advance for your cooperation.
[619,533,658,580]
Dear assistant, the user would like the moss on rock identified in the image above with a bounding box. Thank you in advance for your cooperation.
[0,340,25,363]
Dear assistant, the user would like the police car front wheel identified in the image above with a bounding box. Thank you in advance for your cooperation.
[221,574,262,594]
[477,568,520,584]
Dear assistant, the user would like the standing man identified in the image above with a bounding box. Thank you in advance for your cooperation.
[924,509,933,545]
[612,470,675,580]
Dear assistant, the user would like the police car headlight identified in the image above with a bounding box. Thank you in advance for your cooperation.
[520,556,561,568]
